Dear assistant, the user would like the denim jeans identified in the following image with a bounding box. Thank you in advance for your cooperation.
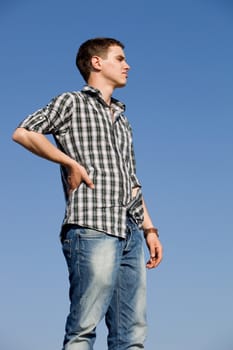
[61,218,147,350]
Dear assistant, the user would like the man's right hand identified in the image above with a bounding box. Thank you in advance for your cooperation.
[67,162,95,194]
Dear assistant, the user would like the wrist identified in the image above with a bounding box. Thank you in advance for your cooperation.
[143,227,159,239]
[64,158,81,172]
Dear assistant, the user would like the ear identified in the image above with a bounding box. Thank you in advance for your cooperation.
[91,55,102,71]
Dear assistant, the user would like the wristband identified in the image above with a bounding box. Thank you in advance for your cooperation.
[143,227,159,238]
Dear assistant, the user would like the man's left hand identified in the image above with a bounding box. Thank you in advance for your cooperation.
[145,233,163,269]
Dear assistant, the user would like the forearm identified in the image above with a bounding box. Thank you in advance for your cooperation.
[12,127,94,190]
[12,128,75,168]
[142,197,154,229]
[142,196,163,269]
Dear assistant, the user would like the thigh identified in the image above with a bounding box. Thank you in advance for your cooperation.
[106,223,147,349]
[62,225,123,328]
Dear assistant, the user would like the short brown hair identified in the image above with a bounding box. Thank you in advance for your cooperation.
[76,37,124,82]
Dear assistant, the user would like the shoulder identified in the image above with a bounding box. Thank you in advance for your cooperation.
[51,91,82,103]
[48,90,88,111]
[119,113,132,131]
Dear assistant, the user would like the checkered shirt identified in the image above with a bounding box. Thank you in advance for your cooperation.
[18,85,144,237]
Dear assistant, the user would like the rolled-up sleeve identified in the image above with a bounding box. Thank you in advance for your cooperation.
[18,93,74,134]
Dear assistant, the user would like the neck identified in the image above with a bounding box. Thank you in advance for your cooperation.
[87,78,114,106]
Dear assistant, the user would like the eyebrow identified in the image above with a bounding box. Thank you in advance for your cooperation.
[116,55,126,60]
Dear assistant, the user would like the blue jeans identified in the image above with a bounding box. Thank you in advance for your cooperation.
[61,218,147,350]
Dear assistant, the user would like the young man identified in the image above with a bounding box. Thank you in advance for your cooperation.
[12,37,163,350]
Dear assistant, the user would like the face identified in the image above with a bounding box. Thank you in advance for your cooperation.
[99,45,130,88]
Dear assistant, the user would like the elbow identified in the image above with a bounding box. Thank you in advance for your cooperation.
[12,127,28,144]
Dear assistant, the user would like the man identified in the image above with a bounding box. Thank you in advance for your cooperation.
[12,37,163,350]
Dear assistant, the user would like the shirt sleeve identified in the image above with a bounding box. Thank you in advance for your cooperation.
[127,123,142,189]
[18,93,74,135]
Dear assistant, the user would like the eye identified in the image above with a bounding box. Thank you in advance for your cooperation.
[117,56,125,62]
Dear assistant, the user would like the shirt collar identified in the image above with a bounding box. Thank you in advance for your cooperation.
[81,85,126,112]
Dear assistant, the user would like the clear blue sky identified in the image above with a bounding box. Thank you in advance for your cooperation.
[1,1,233,349]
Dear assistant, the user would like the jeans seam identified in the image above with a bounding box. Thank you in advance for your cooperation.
[116,273,120,350]
[76,232,80,283]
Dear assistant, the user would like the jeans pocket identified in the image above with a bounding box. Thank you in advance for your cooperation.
[79,227,108,239]
[62,238,72,271]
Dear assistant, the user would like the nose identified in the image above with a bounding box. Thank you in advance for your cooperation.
[125,61,130,70]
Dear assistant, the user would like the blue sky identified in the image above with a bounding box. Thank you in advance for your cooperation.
[1,1,233,349]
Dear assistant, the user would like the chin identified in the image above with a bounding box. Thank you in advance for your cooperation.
[116,81,127,88]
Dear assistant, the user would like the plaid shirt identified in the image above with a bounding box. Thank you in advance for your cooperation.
[18,85,144,238]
